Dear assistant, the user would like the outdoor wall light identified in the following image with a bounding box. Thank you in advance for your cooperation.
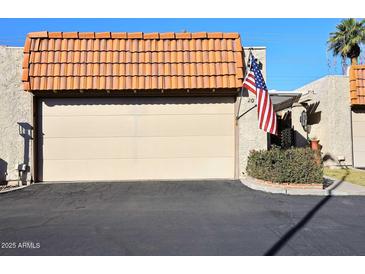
[300,110,308,132]
[17,122,33,139]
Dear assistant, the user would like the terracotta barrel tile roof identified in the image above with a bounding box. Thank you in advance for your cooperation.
[350,65,365,105]
[22,31,244,92]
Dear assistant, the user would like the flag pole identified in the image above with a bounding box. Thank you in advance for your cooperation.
[236,48,256,121]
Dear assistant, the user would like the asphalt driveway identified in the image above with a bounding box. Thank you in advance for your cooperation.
[1,180,365,255]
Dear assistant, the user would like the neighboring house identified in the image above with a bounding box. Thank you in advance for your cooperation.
[273,71,365,169]
[0,31,268,183]
[292,76,353,167]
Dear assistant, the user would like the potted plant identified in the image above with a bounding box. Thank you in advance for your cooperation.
[309,136,320,151]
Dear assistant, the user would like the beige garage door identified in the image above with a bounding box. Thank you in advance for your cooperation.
[352,109,365,168]
[38,97,235,181]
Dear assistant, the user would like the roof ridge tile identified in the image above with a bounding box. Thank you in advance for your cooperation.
[175,33,191,39]
[63,32,79,38]
[28,31,48,38]
[160,32,175,39]
[95,32,111,39]
[111,32,127,39]
[49,32,63,38]
[144,32,159,39]
[79,32,95,39]
[223,32,240,39]
[192,32,207,39]
[207,32,223,39]
[128,32,143,39]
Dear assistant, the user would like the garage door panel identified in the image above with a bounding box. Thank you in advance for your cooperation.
[41,97,234,116]
[352,110,365,121]
[42,116,136,138]
[353,136,365,167]
[41,137,136,160]
[39,97,235,181]
[41,158,234,181]
[354,152,365,168]
[137,114,234,137]
[137,136,234,159]
[352,122,365,137]
[41,136,234,160]
[352,110,365,168]
[353,136,365,146]
[42,114,233,138]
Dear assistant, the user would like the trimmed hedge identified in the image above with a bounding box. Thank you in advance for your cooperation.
[246,147,323,184]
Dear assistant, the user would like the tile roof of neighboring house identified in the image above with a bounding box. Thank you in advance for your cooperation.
[350,65,365,105]
[22,31,244,93]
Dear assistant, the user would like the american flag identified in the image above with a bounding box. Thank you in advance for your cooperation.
[243,54,277,135]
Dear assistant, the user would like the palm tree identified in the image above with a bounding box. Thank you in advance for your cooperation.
[328,18,365,67]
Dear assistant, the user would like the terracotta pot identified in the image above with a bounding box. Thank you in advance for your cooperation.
[310,139,320,151]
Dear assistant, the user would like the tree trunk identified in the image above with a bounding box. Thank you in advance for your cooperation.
[351,57,358,65]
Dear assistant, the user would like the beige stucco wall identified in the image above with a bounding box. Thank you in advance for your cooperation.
[0,46,33,184]
[294,75,353,166]
[237,47,268,177]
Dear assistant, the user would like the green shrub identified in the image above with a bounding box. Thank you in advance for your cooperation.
[246,147,323,184]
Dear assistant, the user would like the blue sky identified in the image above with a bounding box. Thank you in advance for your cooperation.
[0,18,348,90]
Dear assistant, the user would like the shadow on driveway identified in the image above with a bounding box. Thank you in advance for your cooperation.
[265,168,350,255]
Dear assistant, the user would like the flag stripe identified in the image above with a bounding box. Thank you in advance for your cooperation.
[257,89,263,127]
[264,95,273,132]
[243,82,256,92]
[259,90,269,130]
[242,72,257,95]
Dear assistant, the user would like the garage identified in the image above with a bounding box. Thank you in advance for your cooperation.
[38,97,235,181]
[22,31,244,182]
[352,109,365,168]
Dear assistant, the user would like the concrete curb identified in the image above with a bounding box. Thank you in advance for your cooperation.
[240,176,365,196]
[0,185,29,194]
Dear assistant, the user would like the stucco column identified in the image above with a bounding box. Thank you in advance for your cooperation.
[238,47,268,178]
[291,102,308,147]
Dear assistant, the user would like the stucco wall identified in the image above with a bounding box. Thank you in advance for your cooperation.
[0,46,33,184]
[237,47,268,177]
[294,75,353,166]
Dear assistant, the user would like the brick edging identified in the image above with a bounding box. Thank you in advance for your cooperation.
[252,178,324,189]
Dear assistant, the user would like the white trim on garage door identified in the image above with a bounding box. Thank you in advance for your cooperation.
[38,97,236,181]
